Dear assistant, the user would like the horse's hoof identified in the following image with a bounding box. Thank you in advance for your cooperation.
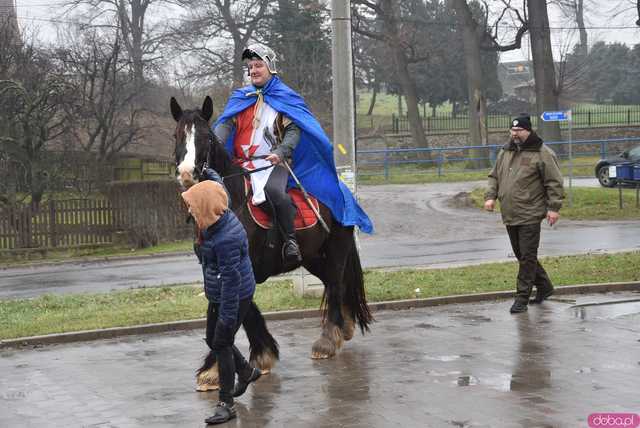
[342,320,355,341]
[195,383,220,392]
[311,351,331,359]
[311,336,336,359]
[251,349,277,373]
[341,307,356,341]
[196,364,219,392]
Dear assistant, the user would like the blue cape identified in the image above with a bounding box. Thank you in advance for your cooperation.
[213,76,373,233]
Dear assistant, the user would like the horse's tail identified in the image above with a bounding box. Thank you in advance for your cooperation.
[196,349,216,375]
[343,242,374,334]
[243,301,280,368]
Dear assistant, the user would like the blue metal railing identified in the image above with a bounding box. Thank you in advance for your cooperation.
[356,137,640,180]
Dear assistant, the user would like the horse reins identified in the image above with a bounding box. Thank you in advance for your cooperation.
[220,162,275,182]
[198,131,275,182]
[199,131,330,234]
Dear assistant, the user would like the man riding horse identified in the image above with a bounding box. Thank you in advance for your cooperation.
[171,43,374,390]
[212,43,373,262]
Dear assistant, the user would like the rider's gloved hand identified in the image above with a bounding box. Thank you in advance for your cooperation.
[202,167,223,184]
[202,168,231,206]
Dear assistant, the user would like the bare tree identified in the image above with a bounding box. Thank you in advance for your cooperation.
[353,24,394,118]
[0,32,69,209]
[352,0,430,149]
[449,0,527,156]
[58,27,147,160]
[173,0,270,87]
[554,0,593,56]
[0,24,71,247]
[528,0,562,142]
[62,0,170,92]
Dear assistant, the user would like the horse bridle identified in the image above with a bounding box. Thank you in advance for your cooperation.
[199,129,275,182]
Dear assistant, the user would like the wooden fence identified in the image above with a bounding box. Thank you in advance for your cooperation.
[0,200,114,250]
[0,181,192,252]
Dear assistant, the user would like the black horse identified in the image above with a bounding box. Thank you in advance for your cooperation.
[171,96,372,378]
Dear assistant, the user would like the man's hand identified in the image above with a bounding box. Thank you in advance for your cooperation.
[546,210,560,226]
[484,199,495,211]
[265,153,281,165]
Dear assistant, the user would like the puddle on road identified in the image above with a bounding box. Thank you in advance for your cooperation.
[570,299,640,320]
[425,354,473,362]
[455,373,514,392]
[453,371,552,393]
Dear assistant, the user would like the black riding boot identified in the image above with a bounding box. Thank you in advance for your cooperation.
[280,217,301,263]
[277,200,301,263]
[264,165,302,263]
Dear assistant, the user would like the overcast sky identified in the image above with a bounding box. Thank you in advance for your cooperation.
[15,0,640,63]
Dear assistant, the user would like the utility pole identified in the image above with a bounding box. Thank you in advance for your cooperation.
[295,0,358,298]
[330,0,357,195]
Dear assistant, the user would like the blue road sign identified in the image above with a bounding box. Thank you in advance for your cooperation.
[540,110,571,121]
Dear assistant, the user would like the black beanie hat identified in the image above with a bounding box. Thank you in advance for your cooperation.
[511,114,532,131]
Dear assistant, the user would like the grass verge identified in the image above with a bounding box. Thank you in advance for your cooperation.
[2,252,639,340]
[469,187,640,220]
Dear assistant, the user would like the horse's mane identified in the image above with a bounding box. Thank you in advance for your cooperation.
[206,129,246,211]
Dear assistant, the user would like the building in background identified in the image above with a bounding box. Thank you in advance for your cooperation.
[497,61,533,97]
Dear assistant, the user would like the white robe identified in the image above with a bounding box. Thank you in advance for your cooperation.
[238,103,279,205]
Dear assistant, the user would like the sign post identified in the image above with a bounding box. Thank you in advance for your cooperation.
[540,110,573,207]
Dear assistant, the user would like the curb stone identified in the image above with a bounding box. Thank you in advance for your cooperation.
[1,281,638,350]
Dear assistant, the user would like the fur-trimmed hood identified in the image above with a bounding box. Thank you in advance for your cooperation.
[181,181,228,232]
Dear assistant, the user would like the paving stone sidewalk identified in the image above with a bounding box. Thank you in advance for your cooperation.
[1,292,639,428]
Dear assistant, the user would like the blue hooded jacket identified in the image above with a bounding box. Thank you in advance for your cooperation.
[192,170,255,327]
[213,76,373,234]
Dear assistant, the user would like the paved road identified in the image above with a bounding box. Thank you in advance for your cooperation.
[2,179,639,299]
[1,291,639,427]
[358,179,640,269]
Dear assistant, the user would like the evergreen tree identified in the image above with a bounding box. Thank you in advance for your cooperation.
[588,42,630,103]
[266,0,332,108]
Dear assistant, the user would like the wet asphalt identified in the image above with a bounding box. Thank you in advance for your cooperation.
[1,291,639,427]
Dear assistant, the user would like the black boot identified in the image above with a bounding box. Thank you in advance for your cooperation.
[530,286,554,304]
[283,235,302,263]
[510,299,528,314]
[276,200,301,263]
[233,367,262,398]
[204,401,236,425]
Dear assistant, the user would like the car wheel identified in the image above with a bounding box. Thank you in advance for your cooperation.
[597,165,616,187]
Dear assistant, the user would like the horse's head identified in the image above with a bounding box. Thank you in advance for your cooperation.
[170,96,214,188]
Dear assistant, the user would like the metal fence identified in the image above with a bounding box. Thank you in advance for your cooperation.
[356,137,640,181]
[390,105,640,133]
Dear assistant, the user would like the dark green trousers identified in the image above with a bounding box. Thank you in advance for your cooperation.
[506,223,553,303]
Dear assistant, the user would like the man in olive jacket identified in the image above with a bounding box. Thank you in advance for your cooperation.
[484,114,564,313]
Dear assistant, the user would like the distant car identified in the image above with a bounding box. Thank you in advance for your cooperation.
[595,145,640,187]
